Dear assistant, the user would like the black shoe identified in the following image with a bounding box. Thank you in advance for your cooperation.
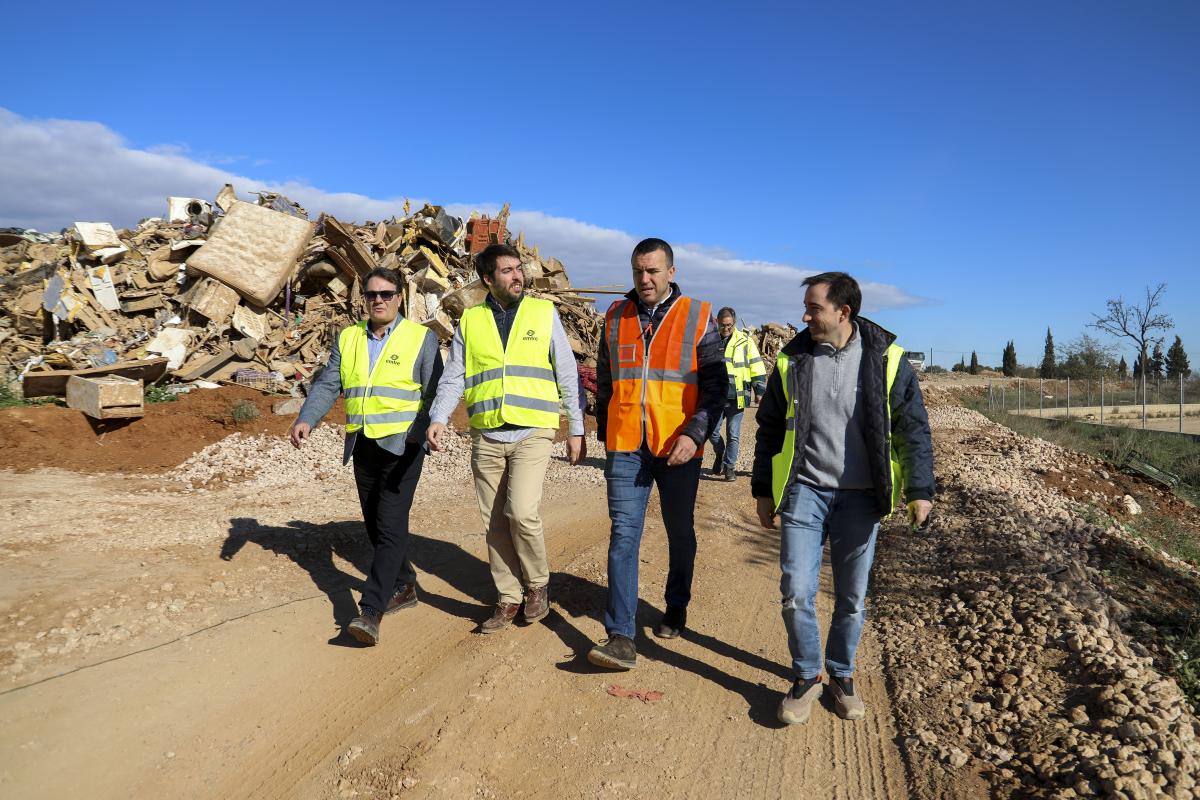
[723,466,735,482]
[587,634,637,670]
[348,607,382,645]
[711,459,723,476]
[384,583,419,615]
[655,606,687,639]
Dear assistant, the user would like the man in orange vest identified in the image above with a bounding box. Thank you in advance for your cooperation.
[586,238,727,670]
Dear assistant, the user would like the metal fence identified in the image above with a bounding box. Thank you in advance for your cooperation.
[985,374,1200,434]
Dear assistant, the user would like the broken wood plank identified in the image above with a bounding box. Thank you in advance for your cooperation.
[22,357,169,398]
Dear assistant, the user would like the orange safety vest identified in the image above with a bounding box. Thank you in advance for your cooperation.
[604,295,712,457]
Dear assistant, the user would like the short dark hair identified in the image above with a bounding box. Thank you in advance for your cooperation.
[801,271,861,318]
[716,307,737,322]
[364,266,401,290]
[631,238,673,267]
[475,243,521,282]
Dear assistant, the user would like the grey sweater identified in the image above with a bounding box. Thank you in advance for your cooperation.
[797,324,873,490]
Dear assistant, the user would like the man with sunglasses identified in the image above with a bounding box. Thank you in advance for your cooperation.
[291,267,443,646]
[426,243,586,634]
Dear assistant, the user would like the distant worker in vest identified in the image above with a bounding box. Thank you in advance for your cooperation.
[708,307,767,482]
[751,272,933,724]
[290,267,443,646]
[426,243,586,634]
[586,238,726,670]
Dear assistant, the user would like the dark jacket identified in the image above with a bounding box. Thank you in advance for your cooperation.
[751,316,934,514]
[596,283,726,447]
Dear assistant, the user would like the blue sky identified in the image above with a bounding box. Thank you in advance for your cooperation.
[2,1,1197,368]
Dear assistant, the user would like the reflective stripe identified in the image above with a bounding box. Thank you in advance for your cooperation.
[344,385,421,401]
[748,356,763,365]
[468,394,559,417]
[369,386,422,401]
[677,299,702,372]
[785,417,795,430]
[505,365,556,382]
[346,410,419,426]
[607,300,627,369]
[464,366,504,389]
[503,394,560,413]
[612,366,698,385]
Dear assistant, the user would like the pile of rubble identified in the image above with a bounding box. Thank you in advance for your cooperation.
[0,186,605,400]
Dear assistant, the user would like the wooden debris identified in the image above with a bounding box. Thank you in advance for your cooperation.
[66,374,144,420]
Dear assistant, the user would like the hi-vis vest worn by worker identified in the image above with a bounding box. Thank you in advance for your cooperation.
[724,328,767,410]
[605,295,712,457]
[338,318,428,439]
[460,297,561,429]
[770,342,907,512]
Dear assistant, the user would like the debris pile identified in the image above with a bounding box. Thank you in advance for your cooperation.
[0,187,605,400]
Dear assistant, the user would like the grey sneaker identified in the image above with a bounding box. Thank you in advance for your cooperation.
[777,676,823,725]
[828,675,865,720]
[587,635,637,670]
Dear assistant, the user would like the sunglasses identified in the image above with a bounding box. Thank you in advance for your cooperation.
[364,290,397,302]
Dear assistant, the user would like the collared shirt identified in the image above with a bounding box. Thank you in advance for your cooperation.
[366,318,398,372]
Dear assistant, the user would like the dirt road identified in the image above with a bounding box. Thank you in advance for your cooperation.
[0,421,909,799]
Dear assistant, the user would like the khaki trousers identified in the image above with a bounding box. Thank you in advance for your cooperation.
[470,428,555,604]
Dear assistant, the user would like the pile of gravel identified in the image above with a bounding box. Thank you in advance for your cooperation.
[873,404,1199,799]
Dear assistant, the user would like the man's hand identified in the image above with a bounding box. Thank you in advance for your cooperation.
[426,422,446,452]
[907,499,933,530]
[666,435,698,466]
[566,434,586,465]
[289,421,311,449]
[756,497,777,530]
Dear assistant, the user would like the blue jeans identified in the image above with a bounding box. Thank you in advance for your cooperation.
[603,445,701,639]
[778,482,882,679]
[707,404,744,471]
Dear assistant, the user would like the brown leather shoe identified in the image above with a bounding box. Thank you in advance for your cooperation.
[523,585,549,622]
[480,602,520,634]
[384,583,418,615]
[348,611,382,646]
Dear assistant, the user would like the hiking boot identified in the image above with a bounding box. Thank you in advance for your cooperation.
[828,675,865,720]
[523,585,549,623]
[586,635,637,670]
[654,606,687,639]
[723,465,735,482]
[480,602,520,634]
[710,456,724,476]
[384,583,419,615]
[348,608,382,646]
[777,676,823,725]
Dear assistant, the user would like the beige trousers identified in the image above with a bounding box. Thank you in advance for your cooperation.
[470,428,555,604]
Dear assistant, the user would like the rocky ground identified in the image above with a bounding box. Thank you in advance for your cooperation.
[1,384,1198,799]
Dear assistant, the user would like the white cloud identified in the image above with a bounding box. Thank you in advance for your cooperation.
[0,107,927,325]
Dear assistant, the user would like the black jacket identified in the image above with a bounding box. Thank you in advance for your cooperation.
[595,283,726,447]
[751,316,934,514]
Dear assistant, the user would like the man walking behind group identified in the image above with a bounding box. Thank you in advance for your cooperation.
[426,243,585,634]
[708,307,767,481]
[586,238,726,670]
[290,267,443,646]
[752,272,933,724]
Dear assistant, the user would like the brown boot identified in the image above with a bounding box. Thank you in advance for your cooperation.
[480,602,520,634]
[523,585,549,623]
[384,583,418,615]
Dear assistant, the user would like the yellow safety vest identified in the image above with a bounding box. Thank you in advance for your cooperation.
[771,342,907,512]
[724,329,767,410]
[338,318,427,439]
[460,297,561,429]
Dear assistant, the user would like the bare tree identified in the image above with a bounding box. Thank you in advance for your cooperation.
[1089,283,1174,359]
[1090,283,1173,427]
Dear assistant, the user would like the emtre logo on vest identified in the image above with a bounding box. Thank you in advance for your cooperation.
[386,353,401,365]
[521,328,540,342]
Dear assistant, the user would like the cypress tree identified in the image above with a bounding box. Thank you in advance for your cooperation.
[1040,328,1056,378]
[1002,341,1017,377]
[1165,336,1191,378]
[969,351,979,375]
[1117,355,1128,379]
[1150,342,1166,379]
